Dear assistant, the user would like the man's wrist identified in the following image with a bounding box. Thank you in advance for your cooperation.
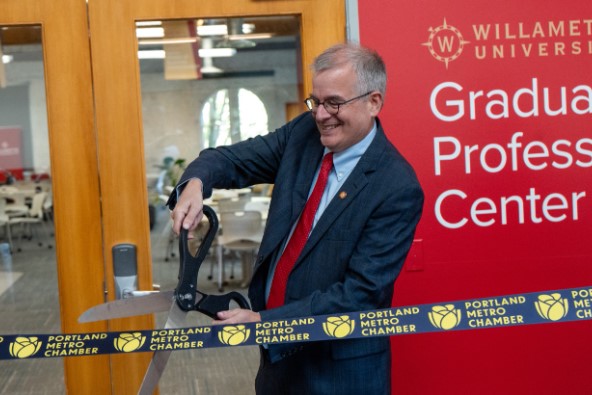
[186,178,203,194]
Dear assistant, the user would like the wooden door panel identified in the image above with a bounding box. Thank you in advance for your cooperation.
[88,0,344,392]
[3,0,345,393]
[88,0,345,392]
[1,0,109,393]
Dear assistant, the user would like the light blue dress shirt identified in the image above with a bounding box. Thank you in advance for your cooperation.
[314,123,377,226]
[265,121,378,300]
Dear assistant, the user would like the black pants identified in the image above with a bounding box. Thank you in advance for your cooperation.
[255,343,391,395]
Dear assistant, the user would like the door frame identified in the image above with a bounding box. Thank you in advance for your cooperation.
[4,0,346,393]
[88,3,345,392]
[2,0,110,393]
[88,1,344,392]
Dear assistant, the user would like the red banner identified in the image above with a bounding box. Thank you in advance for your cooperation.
[359,1,592,393]
[0,127,23,180]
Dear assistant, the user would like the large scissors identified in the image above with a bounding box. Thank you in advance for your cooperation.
[79,205,250,394]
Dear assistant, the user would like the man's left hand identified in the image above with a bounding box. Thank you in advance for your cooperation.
[213,309,261,325]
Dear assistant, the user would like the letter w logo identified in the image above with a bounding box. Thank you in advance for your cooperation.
[437,36,455,53]
[422,20,468,69]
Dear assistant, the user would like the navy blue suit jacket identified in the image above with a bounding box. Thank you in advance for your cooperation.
[171,112,424,393]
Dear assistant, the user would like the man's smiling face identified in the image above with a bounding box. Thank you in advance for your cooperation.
[311,64,382,153]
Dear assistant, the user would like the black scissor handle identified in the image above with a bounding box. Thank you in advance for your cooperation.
[195,291,251,319]
[175,205,219,311]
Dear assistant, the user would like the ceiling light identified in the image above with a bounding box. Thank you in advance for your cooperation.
[2,54,13,64]
[136,27,164,39]
[242,23,255,34]
[197,24,228,36]
[138,22,269,39]
[199,48,236,57]
[138,37,198,46]
[138,50,165,59]
[138,47,236,59]
[136,21,162,27]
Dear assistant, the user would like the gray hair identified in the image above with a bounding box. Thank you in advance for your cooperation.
[311,43,387,97]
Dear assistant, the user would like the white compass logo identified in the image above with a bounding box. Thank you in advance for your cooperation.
[422,19,469,69]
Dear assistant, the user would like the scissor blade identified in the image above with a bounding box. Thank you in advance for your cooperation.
[138,302,188,395]
[78,291,175,323]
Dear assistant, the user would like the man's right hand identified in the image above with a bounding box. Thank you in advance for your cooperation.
[170,178,205,235]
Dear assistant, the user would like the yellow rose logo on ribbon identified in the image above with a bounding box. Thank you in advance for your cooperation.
[218,325,250,346]
[114,332,146,353]
[9,337,42,359]
[535,293,569,321]
[323,316,355,338]
[428,304,462,330]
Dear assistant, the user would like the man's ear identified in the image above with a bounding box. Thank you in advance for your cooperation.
[368,91,384,116]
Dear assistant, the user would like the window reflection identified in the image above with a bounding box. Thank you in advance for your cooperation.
[201,88,268,148]
[137,15,301,213]
[0,26,50,181]
[0,24,61,392]
[136,15,302,393]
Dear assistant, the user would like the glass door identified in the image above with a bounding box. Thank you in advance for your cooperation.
[88,1,345,393]
[137,14,303,393]
[0,0,108,393]
[2,1,345,394]
[0,24,62,393]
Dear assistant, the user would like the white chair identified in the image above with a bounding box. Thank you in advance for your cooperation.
[216,194,250,213]
[0,187,29,217]
[215,210,263,291]
[0,198,15,252]
[43,189,54,223]
[244,198,270,221]
[0,186,18,194]
[157,194,178,262]
[9,192,53,251]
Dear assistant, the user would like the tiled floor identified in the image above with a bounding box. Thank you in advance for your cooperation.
[0,207,259,394]
[0,271,22,297]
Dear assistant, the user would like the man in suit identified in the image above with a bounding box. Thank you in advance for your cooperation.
[168,43,424,394]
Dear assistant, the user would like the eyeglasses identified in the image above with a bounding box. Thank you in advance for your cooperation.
[304,91,372,115]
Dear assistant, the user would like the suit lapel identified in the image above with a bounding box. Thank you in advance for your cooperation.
[302,164,369,251]
[296,127,388,265]
[257,120,389,271]
[290,144,325,223]
[257,140,325,260]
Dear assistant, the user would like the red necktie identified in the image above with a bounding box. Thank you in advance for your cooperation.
[267,152,334,309]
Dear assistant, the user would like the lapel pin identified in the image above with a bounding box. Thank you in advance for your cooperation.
[339,191,347,199]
